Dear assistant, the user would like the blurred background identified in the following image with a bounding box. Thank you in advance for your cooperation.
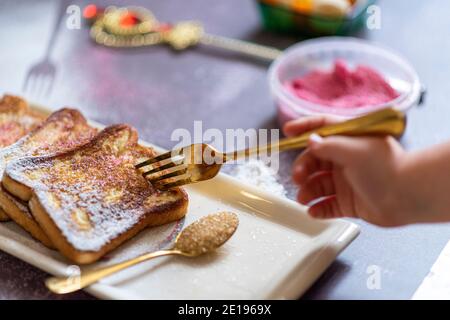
[0,0,450,300]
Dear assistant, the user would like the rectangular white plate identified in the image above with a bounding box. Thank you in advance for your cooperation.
[0,104,359,300]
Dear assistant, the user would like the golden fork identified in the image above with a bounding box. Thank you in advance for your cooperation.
[136,108,406,190]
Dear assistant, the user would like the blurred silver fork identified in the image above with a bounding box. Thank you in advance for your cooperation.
[23,59,56,98]
[136,108,406,190]
[23,1,68,98]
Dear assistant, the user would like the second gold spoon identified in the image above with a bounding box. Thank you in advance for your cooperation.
[46,212,239,294]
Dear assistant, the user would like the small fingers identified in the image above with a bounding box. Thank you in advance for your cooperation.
[292,150,317,185]
[297,171,335,205]
[292,150,332,185]
[308,196,343,219]
[283,115,342,137]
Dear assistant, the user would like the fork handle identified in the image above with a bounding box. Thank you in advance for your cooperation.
[277,107,406,152]
[229,108,406,159]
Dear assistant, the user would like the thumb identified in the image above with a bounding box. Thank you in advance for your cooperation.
[308,134,365,167]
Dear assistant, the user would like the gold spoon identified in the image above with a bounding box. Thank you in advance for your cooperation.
[46,212,239,294]
[89,6,282,60]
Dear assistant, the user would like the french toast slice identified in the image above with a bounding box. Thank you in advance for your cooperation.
[4,124,188,264]
[0,94,45,221]
[0,94,45,148]
[0,108,97,246]
[0,185,54,247]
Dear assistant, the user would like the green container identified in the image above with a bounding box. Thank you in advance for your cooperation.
[257,0,376,37]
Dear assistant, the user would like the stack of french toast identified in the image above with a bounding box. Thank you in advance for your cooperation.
[0,95,188,264]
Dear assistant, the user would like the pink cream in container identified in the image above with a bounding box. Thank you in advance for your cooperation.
[268,37,423,126]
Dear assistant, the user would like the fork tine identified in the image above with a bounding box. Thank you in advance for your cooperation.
[23,73,38,96]
[136,151,177,168]
[142,160,179,176]
[154,176,193,190]
[22,74,31,93]
[43,74,55,97]
[34,74,45,98]
[146,165,188,183]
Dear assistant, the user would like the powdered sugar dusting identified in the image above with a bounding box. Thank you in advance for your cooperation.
[6,125,187,253]
[230,159,287,198]
[98,219,184,265]
[0,108,97,185]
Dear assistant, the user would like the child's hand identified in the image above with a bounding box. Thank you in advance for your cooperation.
[283,115,415,227]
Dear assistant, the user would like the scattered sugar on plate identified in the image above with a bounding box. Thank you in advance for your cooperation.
[229,159,287,198]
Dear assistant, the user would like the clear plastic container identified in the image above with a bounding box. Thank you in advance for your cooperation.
[268,37,423,125]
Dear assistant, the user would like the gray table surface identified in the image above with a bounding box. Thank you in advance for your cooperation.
[0,0,449,300]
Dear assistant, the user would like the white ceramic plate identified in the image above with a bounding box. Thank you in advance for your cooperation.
[0,104,359,299]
